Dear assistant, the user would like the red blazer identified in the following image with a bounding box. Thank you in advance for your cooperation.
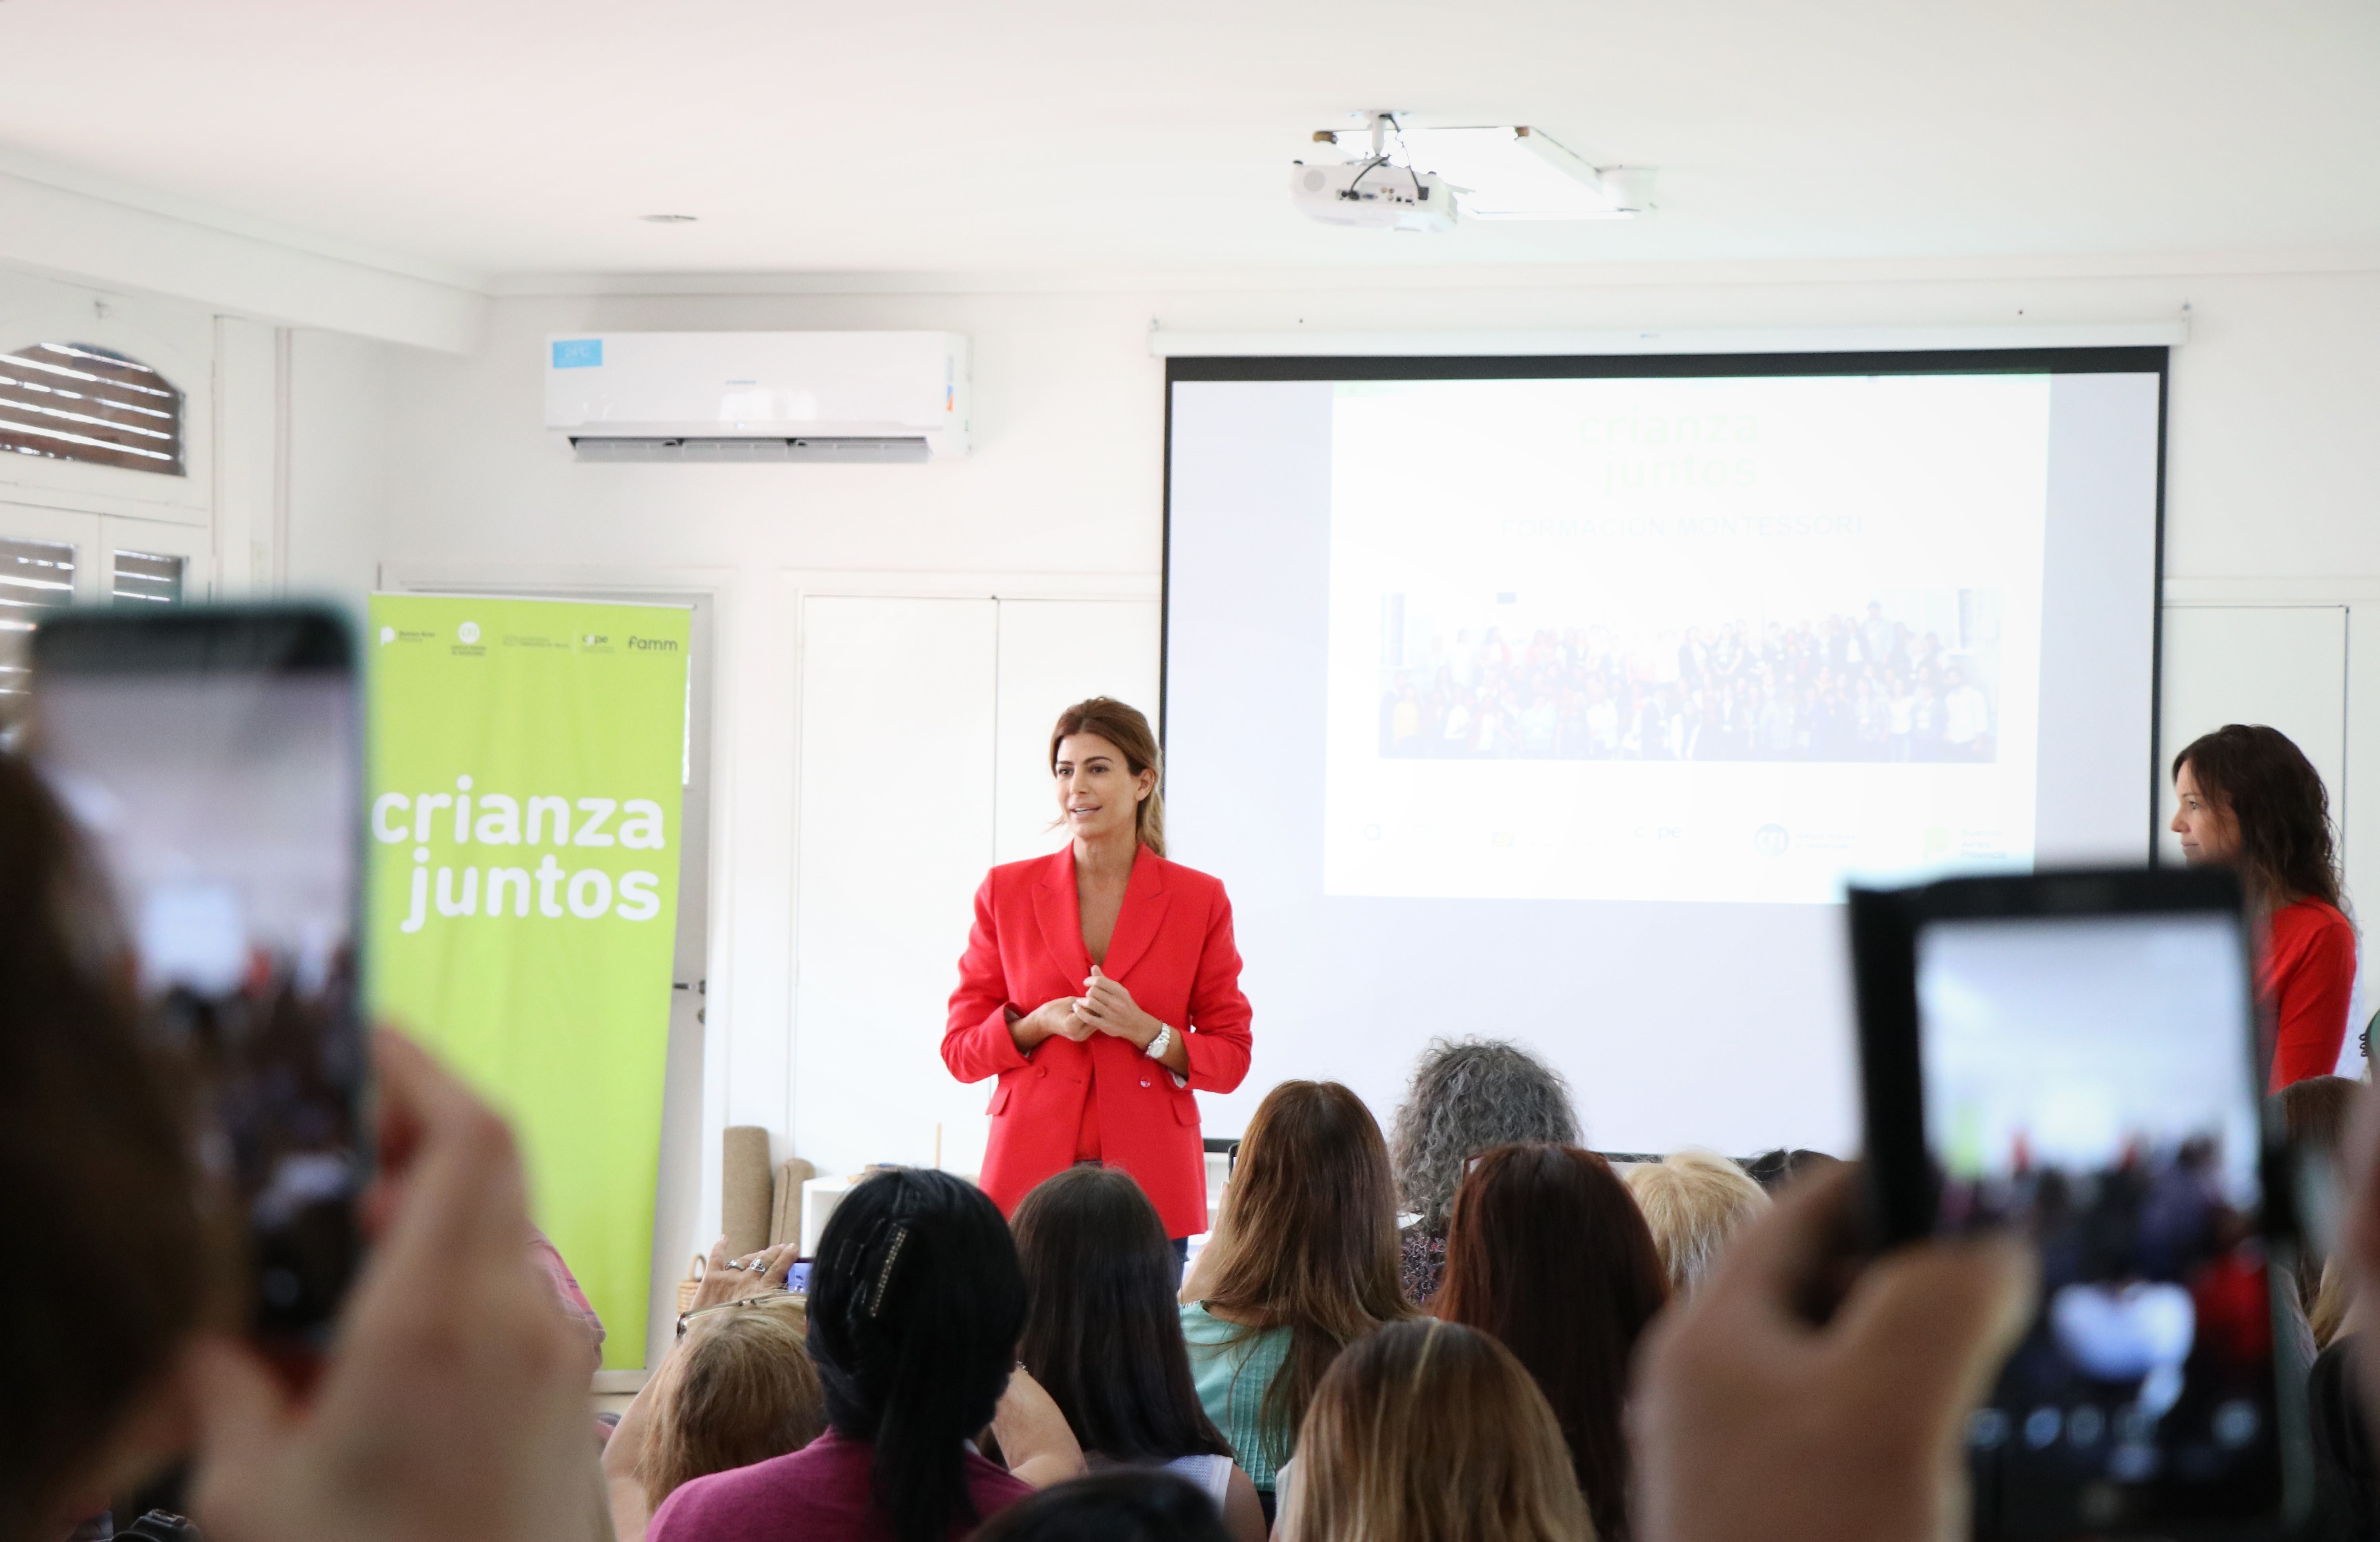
[943,844,1253,1237]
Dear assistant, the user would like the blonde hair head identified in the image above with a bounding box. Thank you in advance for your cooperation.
[641,1300,825,1509]
[1279,1318,1592,1542]
[1621,1148,1770,1297]
[2311,1254,2355,1350]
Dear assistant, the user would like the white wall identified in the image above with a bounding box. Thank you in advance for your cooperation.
[283,329,392,602]
[5,242,2372,1359]
[263,259,2380,1363]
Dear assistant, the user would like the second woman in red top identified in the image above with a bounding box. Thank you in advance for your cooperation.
[2171,723,2358,1089]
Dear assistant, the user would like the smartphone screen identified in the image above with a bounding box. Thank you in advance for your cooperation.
[1914,908,2281,1531]
[33,609,365,1346]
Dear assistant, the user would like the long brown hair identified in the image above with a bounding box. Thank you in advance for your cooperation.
[1050,697,1165,857]
[641,1302,825,1508]
[2174,725,2341,910]
[1437,1144,1667,1541]
[0,752,210,1542]
[1200,1081,1412,1467]
[1012,1165,1231,1462]
[1278,1318,1591,1542]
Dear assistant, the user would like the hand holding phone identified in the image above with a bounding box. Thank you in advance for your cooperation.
[1635,1165,2035,1542]
[1852,868,2307,1536]
[33,607,367,1350]
[188,1034,597,1542]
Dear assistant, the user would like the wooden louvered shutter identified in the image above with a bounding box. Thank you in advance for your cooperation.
[0,536,76,727]
[0,342,184,475]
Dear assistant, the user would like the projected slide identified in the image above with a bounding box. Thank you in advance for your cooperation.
[1165,355,2161,1155]
[1322,375,2050,903]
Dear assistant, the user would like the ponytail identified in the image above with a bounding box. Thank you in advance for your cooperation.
[807,1169,1026,1542]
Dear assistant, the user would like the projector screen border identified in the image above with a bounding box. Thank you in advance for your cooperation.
[1159,345,2173,856]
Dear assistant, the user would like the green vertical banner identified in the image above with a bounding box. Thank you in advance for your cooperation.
[365,595,689,1369]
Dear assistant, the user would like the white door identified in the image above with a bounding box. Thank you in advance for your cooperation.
[793,596,1001,1181]
[2157,606,2348,866]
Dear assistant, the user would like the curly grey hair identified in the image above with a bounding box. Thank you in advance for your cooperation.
[1388,1038,1581,1232]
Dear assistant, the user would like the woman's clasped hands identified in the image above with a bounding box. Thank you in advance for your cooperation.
[1008,967,1157,1051]
[1074,967,1160,1045]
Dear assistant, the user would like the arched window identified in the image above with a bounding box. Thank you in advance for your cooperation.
[0,342,184,476]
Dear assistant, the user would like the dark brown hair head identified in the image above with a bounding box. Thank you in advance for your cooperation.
[1436,1143,1670,1542]
[1012,1165,1230,1463]
[2174,724,2341,909]
[1200,1080,1412,1468]
[0,751,207,1541]
[1050,698,1165,857]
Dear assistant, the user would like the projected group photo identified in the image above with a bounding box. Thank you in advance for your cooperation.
[1374,590,2003,764]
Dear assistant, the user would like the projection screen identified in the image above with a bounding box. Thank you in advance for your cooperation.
[1162,350,2166,1156]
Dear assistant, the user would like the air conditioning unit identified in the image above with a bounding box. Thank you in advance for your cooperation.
[543,331,969,462]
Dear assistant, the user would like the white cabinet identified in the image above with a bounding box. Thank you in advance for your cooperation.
[2157,606,2347,867]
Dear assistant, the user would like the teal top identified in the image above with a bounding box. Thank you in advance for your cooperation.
[1179,1300,1296,1492]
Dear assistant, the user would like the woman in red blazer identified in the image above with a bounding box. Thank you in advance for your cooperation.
[944,697,1253,1243]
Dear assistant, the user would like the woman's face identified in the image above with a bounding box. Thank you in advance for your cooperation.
[1054,733,1152,844]
[2171,761,2242,865]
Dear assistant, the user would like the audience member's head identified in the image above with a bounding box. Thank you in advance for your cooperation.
[1388,1039,1579,1237]
[1741,1147,1844,1194]
[2280,1074,2360,1164]
[1013,1165,1232,1464]
[1437,1143,1666,1540]
[973,1470,1233,1542]
[1278,1318,1590,1542]
[0,752,212,1542]
[808,1166,1028,1542]
[2172,723,2341,909]
[1203,1080,1412,1467]
[2277,1074,2362,1340]
[641,1298,825,1513]
[1624,1149,1772,1297]
[1633,1164,2036,1542]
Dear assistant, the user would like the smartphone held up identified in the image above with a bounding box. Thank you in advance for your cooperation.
[29,605,369,1353]
[1853,867,2310,1538]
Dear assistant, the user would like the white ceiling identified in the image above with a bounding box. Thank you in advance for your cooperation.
[0,0,2374,282]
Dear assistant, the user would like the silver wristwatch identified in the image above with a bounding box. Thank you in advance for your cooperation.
[1144,1023,1174,1060]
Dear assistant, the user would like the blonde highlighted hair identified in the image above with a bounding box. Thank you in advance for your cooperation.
[1278,1318,1591,1542]
[1050,697,1165,857]
[641,1300,825,1510]
[1620,1148,1770,1297]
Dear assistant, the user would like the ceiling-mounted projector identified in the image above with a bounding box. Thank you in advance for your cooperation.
[1291,111,1654,231]
[1286,157,1455,232]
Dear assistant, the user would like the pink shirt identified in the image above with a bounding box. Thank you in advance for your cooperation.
[649,1429,1035,1542]
[526,1227,604,1361]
